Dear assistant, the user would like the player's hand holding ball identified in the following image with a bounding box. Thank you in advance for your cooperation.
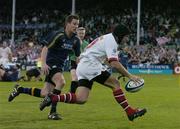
[125,74,145,93]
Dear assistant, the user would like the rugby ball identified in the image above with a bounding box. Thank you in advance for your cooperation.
[125,78,144,93]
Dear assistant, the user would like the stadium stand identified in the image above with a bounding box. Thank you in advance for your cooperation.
[0,0,179,69]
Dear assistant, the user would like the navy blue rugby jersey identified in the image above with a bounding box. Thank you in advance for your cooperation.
[41,30,81,67]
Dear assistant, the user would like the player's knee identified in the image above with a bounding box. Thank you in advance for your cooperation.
[71,76,78,81]
[76,97,87,104]
[57,80,65,86]
[40,88,50,97]
[56,81,65,89]
[114,79,120,86]
[71,73,78,81]
[40,90,47,97]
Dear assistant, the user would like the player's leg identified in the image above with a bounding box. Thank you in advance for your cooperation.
[8,70,52,102]
[69,79,92,104]
[70,69,78,93]
[39,79,93,111]
[48,71,65,120]
[41,81,62,120]
[41,82,55,96]
[47,62,93,104]
[97,71,146,121]
[70,60,78,93]
[8,82,48,102]
[39,60,93,110]
[8,69,51,102]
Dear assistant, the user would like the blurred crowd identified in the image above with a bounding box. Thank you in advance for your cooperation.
[0,3,180,66]
[121,45,180,65]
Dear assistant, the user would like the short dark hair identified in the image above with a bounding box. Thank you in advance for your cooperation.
[112,24,130,44]
[65,14,79,25]
[113,24,130,37]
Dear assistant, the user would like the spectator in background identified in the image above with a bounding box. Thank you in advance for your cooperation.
[0,40,12,65]
[19,67,42,82]
[0,64,20,82]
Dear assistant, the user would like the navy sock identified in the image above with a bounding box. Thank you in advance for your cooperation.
[70,81,78,93]
[18,87,41,97]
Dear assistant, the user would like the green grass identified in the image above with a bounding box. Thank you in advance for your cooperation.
[0,73,179,129]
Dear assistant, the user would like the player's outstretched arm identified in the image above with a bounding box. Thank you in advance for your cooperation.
[41,46,50,75]
[110,60,141,83]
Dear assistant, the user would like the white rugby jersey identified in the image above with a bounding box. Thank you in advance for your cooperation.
[80,33,119,63]
[0,47,12,59]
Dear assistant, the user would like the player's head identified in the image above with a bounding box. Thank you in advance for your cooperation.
[2,41,8,48]
[112,24,130,44]
[65,14,79,34]
[77,27,86,40]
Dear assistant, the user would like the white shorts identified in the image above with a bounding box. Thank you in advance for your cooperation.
[76,58,103,81]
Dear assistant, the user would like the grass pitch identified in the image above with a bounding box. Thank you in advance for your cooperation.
[0,73,179,129]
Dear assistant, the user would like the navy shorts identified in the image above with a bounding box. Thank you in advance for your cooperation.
[45,65,63,86]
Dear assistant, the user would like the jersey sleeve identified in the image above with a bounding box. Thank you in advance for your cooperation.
[40,31,63,48]
[81,40,89,52]
[104,36,119,63]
